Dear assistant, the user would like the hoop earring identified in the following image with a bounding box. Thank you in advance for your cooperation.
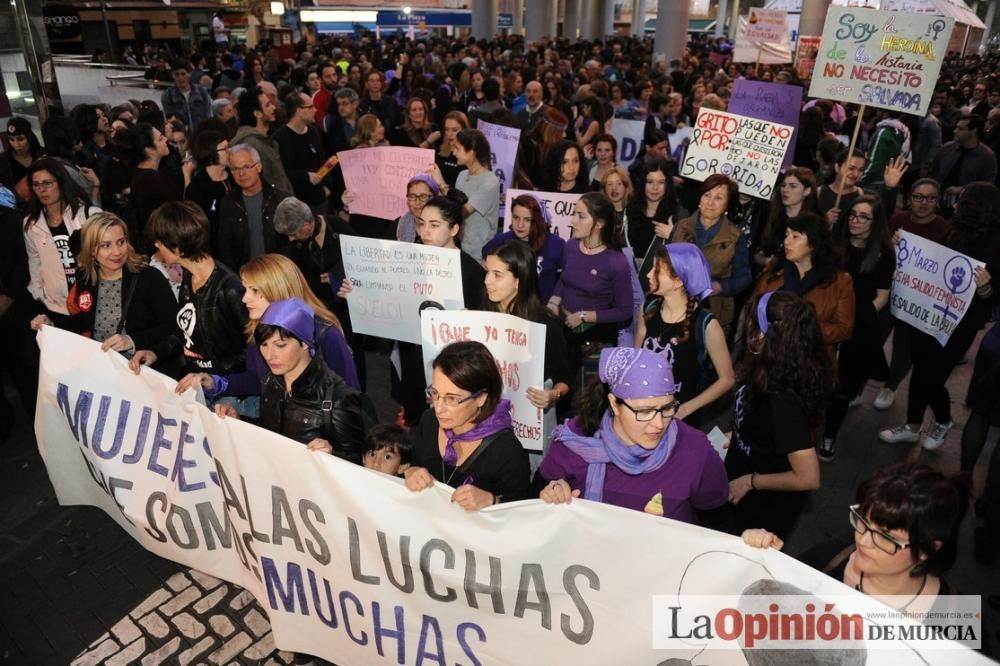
[747,334,765,356]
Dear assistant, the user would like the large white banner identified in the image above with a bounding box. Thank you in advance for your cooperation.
[680,108,794,200]
[609,118,646,169]
[420,310,547,451]
[479,121,521,215]
[503,188,581,240]
[808,7,953,117]
[35,328,987,664]
[891,231,985,346]
[341,237,464,344]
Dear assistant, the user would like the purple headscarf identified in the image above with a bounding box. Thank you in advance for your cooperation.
[598,346,676,399]
[665,243,714,302]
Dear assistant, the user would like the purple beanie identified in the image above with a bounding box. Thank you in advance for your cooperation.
[259,298,315,348]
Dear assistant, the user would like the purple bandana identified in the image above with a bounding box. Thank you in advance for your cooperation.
[599,347,676,399]
[442,399,512,468]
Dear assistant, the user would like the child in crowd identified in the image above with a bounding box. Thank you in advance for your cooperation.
[363,424,412,476]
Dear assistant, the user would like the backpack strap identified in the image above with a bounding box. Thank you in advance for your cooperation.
[694,307,714,368]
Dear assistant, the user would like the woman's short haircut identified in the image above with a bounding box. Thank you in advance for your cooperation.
[700,173,737,204]
[272,197,315,236]
[146,200,211,259]
[431,341,503,422]
[192,128,227,167]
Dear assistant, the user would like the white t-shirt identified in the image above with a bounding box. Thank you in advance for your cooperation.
[212,17,227,42]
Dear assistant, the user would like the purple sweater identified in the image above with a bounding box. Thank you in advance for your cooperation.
[538,417,729,523]
[553,240,634,324]
[210,321,360,397]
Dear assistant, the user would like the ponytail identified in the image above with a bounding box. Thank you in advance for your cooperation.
[573,378,611,435]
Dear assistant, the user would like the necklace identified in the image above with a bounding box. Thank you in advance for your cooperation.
[856,571,928,611]
[582,238,604,251]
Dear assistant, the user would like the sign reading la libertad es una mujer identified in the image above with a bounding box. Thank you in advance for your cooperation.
[35,328,987,664]
[808,7,954,116]
[341,237,464,344]
[420,310,547,451]
[680,108,794,200]
[891,231,985,346]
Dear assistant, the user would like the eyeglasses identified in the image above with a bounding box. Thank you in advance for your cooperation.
[31,180,58,191]
[911,194,939,203]
[425,387,484,408]
[230,163,259,175]
[614,397,680,422]
[848,212,873,222]
[406,193,433,203]
[848,504,911,555]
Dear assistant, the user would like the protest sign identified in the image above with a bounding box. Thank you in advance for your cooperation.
[420,310,547,451]
[35,327,988,664]
[808,7,954,116]
[734,9,792,65]
[480,121,521,213]
[610,118,646,168]
[341,237,464,344]
[504,188,581,239]
[668,126,694,164]
[337,146,435,219]
[728,80,803,167]
[680,108,794,200]
[890,231,985,346]
[796,35,822,80]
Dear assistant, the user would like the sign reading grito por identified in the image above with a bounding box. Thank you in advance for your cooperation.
[890,231,984,346]
[680,108,794,200]
[341,237,465,344]
[808,7,953,116]
[421,310,547,451]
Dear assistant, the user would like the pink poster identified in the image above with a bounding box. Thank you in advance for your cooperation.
[338,146,435,220]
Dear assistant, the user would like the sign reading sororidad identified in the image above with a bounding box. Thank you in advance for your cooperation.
[420,310,547,451]
[503,188,581,240]
[338,146,435,219]
[891,231,985,346]
[35,328,987,664]
[680,108,794,200]
[808,7,954,116]
[342,237,464,344]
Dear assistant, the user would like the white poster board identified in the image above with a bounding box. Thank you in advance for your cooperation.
[503,188,582,240]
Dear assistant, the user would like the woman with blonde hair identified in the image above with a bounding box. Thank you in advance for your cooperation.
[350,114,388,148]
[175,253,360,411]
[390,96,441,149]
[31,211,177,366]
[602,165,633,232]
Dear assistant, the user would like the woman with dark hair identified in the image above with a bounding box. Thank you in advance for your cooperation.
[40,115,102,205]
[536,346,728,522]
[635,243,735,427]
[216,298,366,463]
[758,167,819,270]
[547,192,635,371]
[6,117,44,202]
[390,96,441,149]
[821,194,894,461]
[543,141,588,193]
[880,182,1000,451]
[30,212,175,363]
[625,158,684,266]
[672,174,751,334]
[482,240,572,413]
[449,128,499,258]
[119,122,186,247]
[726,292,830,539]
[184,128,232,253]
[241,54,266,89]
[128,200,247,379]
[518,107,570,189]
[587,133,617,191]
[404,340,532,510]
[460,68,487,114]
[754,213,855,362]
[434,110,469,188]
[23,158,101,318]
[481,193,565,301]
[744,462,966,612]
[574,95,606,147]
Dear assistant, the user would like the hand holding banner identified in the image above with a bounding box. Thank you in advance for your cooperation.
[337,146,435,219]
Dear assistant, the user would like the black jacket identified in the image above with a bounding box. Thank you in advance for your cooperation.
[217,179,290,270]
[260,352,365,464]
[61,266,177,353]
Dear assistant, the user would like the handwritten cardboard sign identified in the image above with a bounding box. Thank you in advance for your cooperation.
[679,108,794,200]
[341,237,464,344]
[744,8,789,43]
[808,7,954,116]
[503,188,582,240]
[421,310,547,451]
[338,146,435,219]
[728,80,803,167]
[890,231,985,346]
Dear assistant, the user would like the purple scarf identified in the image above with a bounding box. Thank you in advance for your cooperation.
[442,399,512,467]
[553,412,677,502]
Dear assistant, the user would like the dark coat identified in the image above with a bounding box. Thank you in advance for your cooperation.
[216,179,290,270]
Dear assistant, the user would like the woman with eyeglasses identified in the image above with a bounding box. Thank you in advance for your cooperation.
[403,340,532,511]
[396,174,439,243]
[726,292,831,540]
[536,347,728,523]
[743,463,965,614]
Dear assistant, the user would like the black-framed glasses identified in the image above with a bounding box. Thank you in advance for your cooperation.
[910,194,939,203]
[425,386,484,408]
[848,212,873,222]
[31,179,57,191]
[406,193,433,203]
[230,163,259,174]
[614,397,680,422]
[849,504,911,555]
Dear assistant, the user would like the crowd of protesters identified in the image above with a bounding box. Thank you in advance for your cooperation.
[2,27,1000,636]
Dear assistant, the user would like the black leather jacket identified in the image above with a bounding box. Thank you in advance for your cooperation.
[216,178,290,270]
[260,352,365,464]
